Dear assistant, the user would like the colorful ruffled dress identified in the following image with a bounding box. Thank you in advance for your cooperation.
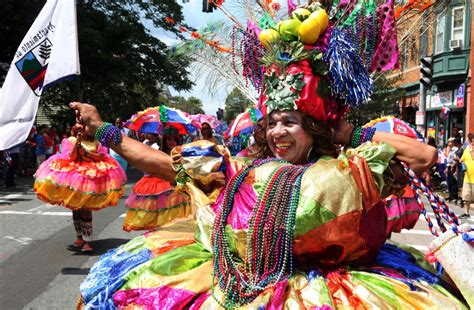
[123,144,191,231]
[384,186,423,235]
[34,137,126,210]
[79,140,468,309]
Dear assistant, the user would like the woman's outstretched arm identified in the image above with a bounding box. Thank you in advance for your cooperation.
[69,102,176,183]
[334,119,437,176]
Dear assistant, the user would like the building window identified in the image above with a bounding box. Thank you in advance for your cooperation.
[451,6,465,43]
[435,13,445,54]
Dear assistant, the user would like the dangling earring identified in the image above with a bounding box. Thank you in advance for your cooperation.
[306,146,314,162]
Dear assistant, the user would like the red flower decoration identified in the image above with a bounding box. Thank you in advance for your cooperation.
[191,32,201,39]
[270,2,281,11]
[215,0,225,6]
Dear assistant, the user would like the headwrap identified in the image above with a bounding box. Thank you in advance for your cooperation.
[253,1,399,124]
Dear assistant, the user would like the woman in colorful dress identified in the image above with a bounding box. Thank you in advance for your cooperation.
[34,125,126,252]
[123,128,191,231]
[71,96,469,308]
[72,1,469,307]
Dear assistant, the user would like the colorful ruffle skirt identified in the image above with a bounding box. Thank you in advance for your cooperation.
[385,186,423,235]
[123,176,191,231]
[78,219,467,309]
[34,144,126,210]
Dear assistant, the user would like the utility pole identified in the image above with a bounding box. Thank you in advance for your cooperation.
[416,20,429,136]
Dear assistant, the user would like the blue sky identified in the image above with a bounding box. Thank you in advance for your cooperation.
[151,0,227,115]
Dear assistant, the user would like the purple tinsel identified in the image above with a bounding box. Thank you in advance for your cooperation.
[324,28,373,108]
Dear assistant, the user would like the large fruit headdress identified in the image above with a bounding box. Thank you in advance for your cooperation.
[168,0,400,124]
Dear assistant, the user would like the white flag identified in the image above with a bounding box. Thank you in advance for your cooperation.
[0,0,80,150]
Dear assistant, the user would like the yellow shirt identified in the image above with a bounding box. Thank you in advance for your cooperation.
[461,147,474,184]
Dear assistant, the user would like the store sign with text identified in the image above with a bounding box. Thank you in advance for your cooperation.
[455,84,465,107]
[429,91,453,109]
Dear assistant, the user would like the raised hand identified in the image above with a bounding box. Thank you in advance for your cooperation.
[69,102,104,137]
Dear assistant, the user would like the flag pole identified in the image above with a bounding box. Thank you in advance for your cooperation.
[74,0,82,102]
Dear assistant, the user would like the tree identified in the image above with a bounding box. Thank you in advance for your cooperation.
[185,96,205,114]
[347,74,406,126]
[167,95,204,114]
[224,88,248,122]
[0,0,194,125]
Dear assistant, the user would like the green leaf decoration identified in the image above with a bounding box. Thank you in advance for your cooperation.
[264,71,306,112]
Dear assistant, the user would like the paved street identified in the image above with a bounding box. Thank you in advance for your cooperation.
[0,169,143,310]
[0,171,472,309]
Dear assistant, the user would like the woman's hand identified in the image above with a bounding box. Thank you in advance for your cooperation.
[333,119,354,145]
[69,102,104,137]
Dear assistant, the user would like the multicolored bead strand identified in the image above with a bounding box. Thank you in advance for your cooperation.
[94,122,122,146]
[211,158,310,308]
[401,162,461,237]
[350,126,376,148]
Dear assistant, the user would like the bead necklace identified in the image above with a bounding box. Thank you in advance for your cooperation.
[211,158,310,308]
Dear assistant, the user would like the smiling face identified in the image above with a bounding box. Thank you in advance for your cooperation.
[266,110,314,164]
[201,123,212,138]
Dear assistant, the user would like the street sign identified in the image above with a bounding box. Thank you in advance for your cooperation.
[416,111,425,125]
[456,84,465,107]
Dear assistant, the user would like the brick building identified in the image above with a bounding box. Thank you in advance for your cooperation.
[391,0,472,146]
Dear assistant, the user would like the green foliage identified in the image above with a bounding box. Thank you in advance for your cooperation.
[167,96,204,114]
[223,88,248,122]
[347,74,406,126]
[0,0,194,125]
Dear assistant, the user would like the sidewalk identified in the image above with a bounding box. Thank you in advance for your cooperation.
[434,190,471,219]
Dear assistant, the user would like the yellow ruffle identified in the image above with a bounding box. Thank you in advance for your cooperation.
[34,180,124,210]
[123,203,192,231]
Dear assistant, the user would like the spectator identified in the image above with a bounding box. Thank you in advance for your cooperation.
[115,117,129,136]
[62,124,72,140]
[443,137,459,202]
[143,133,160,149]
[49,125,61,154]
[460,134,474,218]
[36,126,47,167]
[194,122,221,144]
[3,145,20,188]
[109,117,129,172]
[42,126,53,158]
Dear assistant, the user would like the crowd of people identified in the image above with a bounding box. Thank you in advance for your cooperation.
[426,133,473,218]
[0,119,224,188]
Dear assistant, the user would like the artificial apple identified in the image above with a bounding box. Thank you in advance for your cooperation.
[278,19,302,41]
[298,18,322,45]
[259,28,280,48]
[308,9,329,36]
[290,8,311,21]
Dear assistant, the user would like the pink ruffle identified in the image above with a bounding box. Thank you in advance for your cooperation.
[34,139,126,194]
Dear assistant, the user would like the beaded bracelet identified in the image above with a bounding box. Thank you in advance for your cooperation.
[95,122,122,146]
[350,126,376,148]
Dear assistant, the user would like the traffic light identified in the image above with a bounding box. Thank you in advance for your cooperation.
[420,56,433,87]
[202,0,217,13]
